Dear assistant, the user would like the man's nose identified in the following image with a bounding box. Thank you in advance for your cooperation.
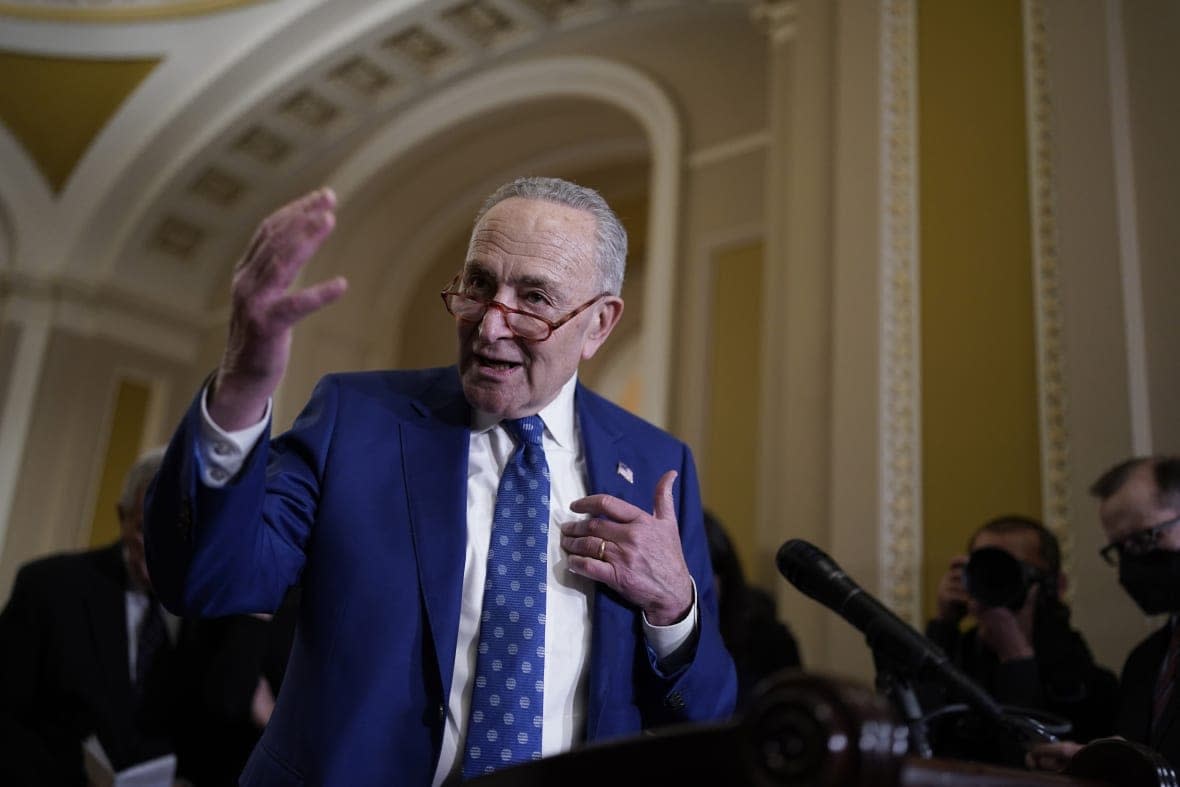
[478,303,515,340]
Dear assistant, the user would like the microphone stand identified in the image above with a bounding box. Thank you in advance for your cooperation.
[872,650,934,759]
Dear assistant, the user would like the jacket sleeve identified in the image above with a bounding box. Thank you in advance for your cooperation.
[145,376,342,617]
[638,444,738,725]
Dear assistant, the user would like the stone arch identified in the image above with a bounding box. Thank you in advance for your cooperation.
[325,55,681,426]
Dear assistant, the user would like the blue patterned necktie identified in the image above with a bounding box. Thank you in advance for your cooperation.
[463,415,550,778]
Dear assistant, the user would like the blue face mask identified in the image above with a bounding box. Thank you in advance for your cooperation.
[1119,549,1180,615]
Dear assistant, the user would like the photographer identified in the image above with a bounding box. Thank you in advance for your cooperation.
[924,515,1119,755]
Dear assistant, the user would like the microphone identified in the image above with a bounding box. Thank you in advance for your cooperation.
[776,538,1007,724]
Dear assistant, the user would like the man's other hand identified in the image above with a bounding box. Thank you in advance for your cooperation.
[561,470,693,626]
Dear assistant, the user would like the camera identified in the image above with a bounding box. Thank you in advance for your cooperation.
[963,547,1053,610]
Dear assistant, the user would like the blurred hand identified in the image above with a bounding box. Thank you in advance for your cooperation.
[1026,740,1084,771]
[251,677,276,728]
[561,471,693,626]
[935,555,970,623]
[210,188,348,430]
[975,583,1037,662]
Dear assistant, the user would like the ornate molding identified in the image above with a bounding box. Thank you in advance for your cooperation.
[334,54,682,427]
[0,1,262,22]
[103,0,714,282]
[0,270,206,362]
[1023,0,1073,579]
[879,0,922,626]
[749,0,798,44]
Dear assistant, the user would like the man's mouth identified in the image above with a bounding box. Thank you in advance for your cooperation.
[475,354,522,372]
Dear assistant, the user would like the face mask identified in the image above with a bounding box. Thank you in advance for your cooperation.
[1119,550,1180,614]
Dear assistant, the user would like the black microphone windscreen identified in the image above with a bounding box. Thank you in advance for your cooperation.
[776,538,857,610]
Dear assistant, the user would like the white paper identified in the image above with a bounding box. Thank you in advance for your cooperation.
[82,735,177,787]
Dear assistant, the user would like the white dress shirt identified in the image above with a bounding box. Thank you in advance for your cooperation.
[195,373,696,784]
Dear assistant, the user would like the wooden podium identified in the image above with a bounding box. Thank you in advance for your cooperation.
[468,671,1174,787]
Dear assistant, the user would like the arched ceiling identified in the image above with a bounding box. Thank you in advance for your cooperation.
[0,1,265,23]
[0,0,760,331]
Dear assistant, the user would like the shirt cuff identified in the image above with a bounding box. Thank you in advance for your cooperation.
[198,383,270,488]
[642,578,699,669]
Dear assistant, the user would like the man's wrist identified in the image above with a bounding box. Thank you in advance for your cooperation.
[198,383,270,487]
[209,370,273,431]
[644,583,694,627]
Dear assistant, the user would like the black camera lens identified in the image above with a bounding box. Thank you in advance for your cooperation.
[964,547,1029,610]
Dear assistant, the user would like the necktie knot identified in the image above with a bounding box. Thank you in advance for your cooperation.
[504,415,545,448]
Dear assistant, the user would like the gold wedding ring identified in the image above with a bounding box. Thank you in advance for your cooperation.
[597,539,608,561]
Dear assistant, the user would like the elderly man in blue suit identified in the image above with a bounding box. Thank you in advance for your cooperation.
[145,177,737,786]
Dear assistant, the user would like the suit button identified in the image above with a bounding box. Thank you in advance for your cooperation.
[438,703,446,722]
[666,691,685,710]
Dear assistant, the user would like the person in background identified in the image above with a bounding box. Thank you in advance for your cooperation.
[0,446,297,787]
[0,448,185,785]
[1030,456,1180,772]
[703,511,801,708]
[177,588,299,787]
[924,515,1118,762]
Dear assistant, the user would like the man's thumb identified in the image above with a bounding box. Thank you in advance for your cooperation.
[653,470,678,520]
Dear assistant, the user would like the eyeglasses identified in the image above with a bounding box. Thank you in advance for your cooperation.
[1099,514,1180,566]
[440,274,607,343]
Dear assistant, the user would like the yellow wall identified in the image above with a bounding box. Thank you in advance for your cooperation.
[702,242,764,585]
[89,379,151,546]
[0,53,158,193]
[918,0,1041,619]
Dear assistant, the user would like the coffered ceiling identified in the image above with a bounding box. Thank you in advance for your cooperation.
[0,0,761,330]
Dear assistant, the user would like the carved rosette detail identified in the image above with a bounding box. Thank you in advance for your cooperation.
[879,0,922,626]
[1023,0,1073,585]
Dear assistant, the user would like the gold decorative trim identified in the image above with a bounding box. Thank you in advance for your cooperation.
[0,1,263,22]
[1023,0,1073,580]
[879,0,922,626]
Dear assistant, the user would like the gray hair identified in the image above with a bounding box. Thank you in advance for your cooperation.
[473,176,628,296]
[118,446,167,515]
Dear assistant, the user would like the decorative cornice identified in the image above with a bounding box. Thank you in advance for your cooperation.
[749,0,798,44]
[1023,0,1073,580]
[90,0,725,290]
[879,0,922,626]
[0,270,206,362]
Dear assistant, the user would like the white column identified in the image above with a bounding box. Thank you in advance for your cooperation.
[0,297,52,563]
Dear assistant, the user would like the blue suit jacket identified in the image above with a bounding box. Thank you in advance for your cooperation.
[145,367,736,786]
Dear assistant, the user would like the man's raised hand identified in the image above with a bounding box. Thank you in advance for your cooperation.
[211,188,347,430]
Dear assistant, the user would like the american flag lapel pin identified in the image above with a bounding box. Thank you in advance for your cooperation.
[616,462,634,484]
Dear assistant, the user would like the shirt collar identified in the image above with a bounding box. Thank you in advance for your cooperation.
[471,373,578,449]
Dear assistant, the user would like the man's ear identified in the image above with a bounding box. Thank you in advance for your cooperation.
[581,297,624,360]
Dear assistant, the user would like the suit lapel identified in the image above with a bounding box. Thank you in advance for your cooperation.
[577,386,643,740]
[402,378,471,703]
